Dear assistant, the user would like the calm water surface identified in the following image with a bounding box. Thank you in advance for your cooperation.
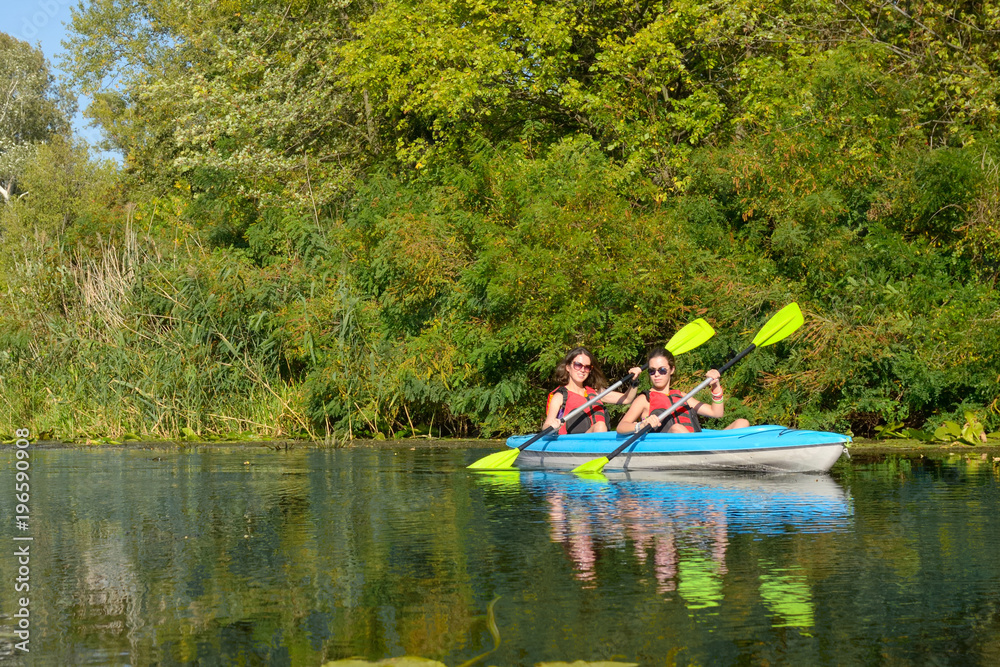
[1,445,999,665]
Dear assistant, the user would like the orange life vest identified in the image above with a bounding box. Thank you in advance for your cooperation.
[646,389,701,433]
[547,386,607,434]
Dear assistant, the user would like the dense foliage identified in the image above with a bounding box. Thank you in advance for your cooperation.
[2,0,1000,440]
[0,34,74,203]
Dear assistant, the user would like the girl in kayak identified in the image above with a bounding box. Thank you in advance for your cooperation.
[617,347,750,434]
[543,347,642,434]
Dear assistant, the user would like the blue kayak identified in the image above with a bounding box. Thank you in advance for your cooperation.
[506,425,851,473]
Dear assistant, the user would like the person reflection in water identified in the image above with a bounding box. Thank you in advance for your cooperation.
[621,497,677,593]
[546,489,730,604]
[548,492,598,585]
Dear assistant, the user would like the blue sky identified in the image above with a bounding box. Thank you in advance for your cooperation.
[2,0,120,160]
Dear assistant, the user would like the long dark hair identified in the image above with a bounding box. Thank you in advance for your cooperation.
[647,346,676,371]
[552,346,608,390]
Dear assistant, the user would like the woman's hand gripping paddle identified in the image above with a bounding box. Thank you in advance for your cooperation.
[572,303,805,474]
[467,318,716,470]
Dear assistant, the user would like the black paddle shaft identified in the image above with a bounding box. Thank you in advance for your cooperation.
[717,343,756,374]
[516,426,556,452]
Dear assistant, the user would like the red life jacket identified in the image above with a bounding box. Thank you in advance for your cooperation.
[548,386,607,434]
[646,389,701,433]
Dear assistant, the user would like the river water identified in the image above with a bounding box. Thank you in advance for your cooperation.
[1,444,999,665]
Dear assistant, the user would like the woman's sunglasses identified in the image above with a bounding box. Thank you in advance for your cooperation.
[571,361,593,372]
[649,367,671,376]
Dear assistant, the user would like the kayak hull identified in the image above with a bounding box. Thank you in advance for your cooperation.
[506,425,851,473]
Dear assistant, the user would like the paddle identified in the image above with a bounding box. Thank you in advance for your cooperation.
[466,318,716,470]
[572,303,805,474]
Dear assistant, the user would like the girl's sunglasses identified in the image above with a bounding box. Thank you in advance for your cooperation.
[571,361,593,372]
[649,367,671,376]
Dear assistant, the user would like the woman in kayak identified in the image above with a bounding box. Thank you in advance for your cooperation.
[617,347,750,434]
[542,347,642,434]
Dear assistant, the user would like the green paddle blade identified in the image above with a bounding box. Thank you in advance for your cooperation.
[665,318,715,355]
[573,456,611,474]
[751,302,804,348]
[573,470,610,483]
[471,470,523,488]
[467,447,521,470]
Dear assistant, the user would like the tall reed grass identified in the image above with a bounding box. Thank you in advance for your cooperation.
[0,220,312,442]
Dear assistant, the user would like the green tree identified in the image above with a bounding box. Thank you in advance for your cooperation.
[63,0,378,209]
[0,33,74,204]
[2,136,119,241]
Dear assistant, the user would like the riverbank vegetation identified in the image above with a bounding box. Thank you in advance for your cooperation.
[2,1,999,441]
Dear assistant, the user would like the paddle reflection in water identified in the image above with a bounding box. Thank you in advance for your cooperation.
[522,470,852,624]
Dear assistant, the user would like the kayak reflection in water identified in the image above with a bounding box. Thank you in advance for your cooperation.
[528,471,844,625]
[617,346,750,434]
[543,347,642,434]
